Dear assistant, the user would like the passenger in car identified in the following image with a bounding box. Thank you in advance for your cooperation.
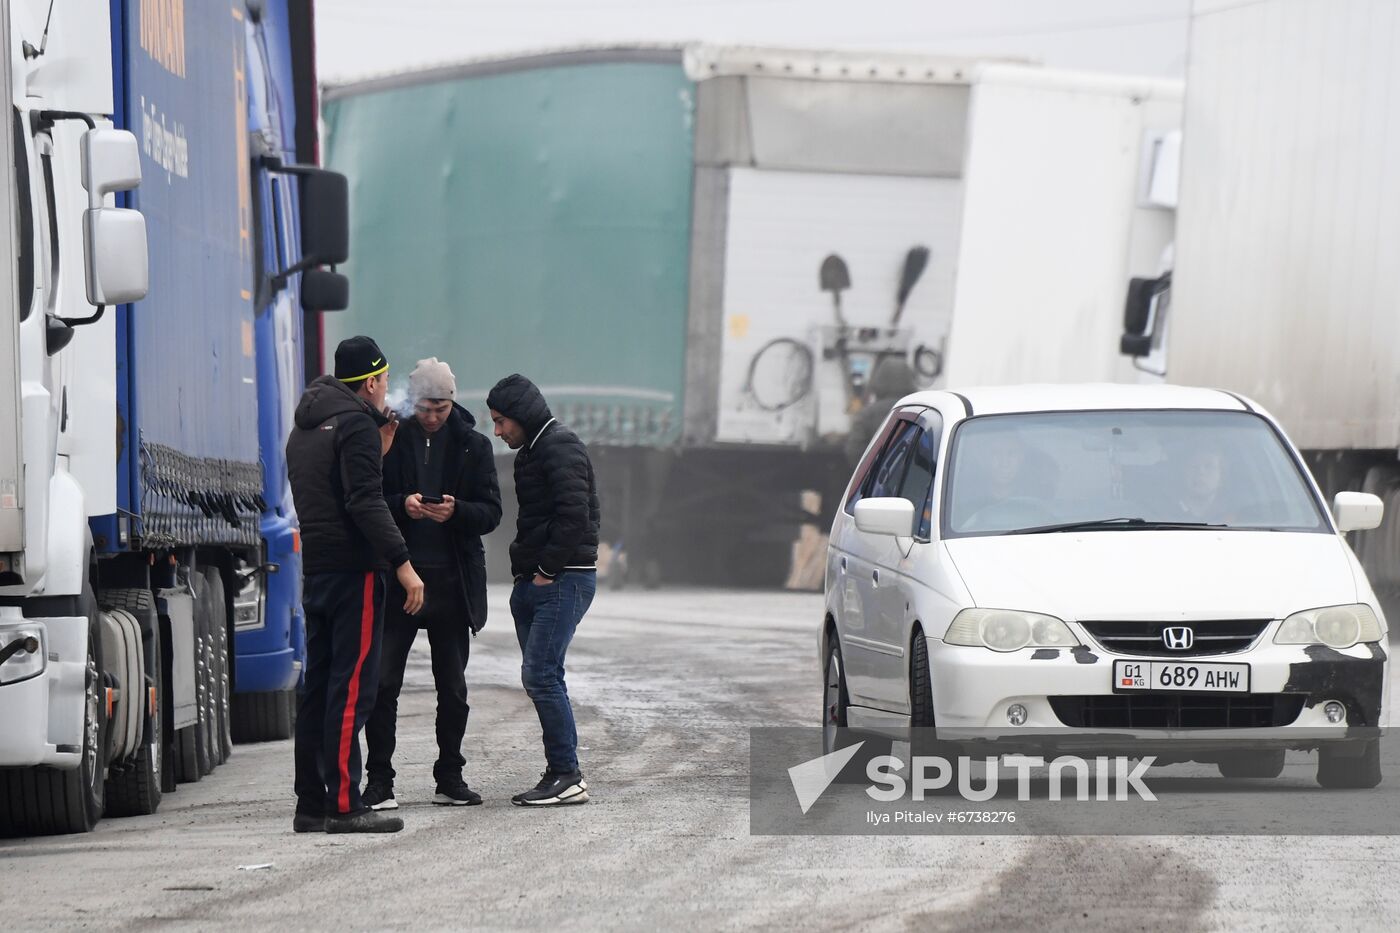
[955,430,1053,528]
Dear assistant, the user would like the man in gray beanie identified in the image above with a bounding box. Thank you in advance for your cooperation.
[363,358,502,810]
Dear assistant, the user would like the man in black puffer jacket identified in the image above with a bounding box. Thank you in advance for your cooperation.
[285,335,425,835]
[487,374,600,807]
[364,358,502,811]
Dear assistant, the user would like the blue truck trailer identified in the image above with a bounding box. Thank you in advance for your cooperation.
[0,0,348,834]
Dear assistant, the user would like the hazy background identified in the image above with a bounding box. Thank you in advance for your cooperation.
[314,0,1191,85]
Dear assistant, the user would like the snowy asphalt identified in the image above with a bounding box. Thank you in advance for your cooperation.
[2,585,1397,930]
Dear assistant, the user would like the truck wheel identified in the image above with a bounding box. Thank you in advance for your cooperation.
[176,726,206,783]
[193,571,216,775]
[159,606,178,794]
[1217,749,1285,779]
[231,689,297,742]
[202,569,233,764]
[100,589,163,817]
[175,573,210,784]
[0,614,106,836]
[1317,739,1382,789]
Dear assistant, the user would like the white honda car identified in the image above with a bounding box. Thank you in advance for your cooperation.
[822,384,1390,787]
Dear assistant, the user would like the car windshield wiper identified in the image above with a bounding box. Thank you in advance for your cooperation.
[1007,517,1230,535]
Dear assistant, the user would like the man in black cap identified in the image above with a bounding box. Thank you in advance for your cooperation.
[286,335,426,834]
[487,374,600,806]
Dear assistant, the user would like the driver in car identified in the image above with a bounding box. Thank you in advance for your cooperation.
[1174,445,1229,522]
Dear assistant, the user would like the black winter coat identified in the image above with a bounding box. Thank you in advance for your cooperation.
[382,405,502,632]
[489,376,600,579]
[286,376,409,574]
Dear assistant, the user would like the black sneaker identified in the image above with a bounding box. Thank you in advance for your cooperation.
[292,813,325,833]
[511,769,589,806]
[433,779,483,807]
[362,782,398,811]
[325,809,404,833]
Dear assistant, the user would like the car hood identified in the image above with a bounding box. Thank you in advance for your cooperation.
[942,531,1357,621]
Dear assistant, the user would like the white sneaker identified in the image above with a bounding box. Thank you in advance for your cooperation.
[362,783,398,810]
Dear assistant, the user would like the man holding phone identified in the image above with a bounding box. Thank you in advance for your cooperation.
[363,358,501,809]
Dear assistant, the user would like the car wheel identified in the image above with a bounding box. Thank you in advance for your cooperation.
[1317,739,1382,789]
[1217,749,1286,779]
[910,630,961,795]
[822,636,850,755]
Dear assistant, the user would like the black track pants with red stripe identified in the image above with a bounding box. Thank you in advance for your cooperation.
[295,570,385,817]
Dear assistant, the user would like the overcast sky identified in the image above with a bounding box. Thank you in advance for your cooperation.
[314,0,1192,87]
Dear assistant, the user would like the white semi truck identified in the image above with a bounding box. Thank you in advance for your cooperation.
[1,0,347,835]
[1120,0,1400,621]
[1,0,153,834]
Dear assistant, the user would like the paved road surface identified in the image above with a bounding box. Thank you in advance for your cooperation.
[2,586,1397,930]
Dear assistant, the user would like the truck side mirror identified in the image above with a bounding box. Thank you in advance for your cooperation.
[80,128,148,306]
[1120,271,1171,358]
[84,208,149,305]
[301,269,348,312]
[81,128,142,198]
[262,161,350,290]
[297,168,348,266]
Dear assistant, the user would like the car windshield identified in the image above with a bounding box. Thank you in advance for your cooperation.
[942,410,1329,537]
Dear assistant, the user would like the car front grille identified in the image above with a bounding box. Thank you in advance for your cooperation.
[1079,619,1271,657]
[1049,694,1306,729]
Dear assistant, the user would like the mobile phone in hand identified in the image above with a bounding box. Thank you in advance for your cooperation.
[420,494,445,505]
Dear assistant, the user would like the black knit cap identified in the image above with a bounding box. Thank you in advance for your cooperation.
[334,335,388,383]
[487,373,552,433]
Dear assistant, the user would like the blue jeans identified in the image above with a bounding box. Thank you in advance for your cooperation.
[510,571,596,773]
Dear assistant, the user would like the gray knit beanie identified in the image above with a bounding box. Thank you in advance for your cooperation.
[408,357,456,401]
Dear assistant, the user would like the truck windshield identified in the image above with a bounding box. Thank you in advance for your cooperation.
[942,410,1329,537]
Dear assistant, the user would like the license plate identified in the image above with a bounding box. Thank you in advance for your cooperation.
[1113,660,1250,693]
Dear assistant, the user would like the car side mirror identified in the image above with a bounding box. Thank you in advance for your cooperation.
[80,129,148,306]
[1334,491,1384,533]
[854,498,916,537]
[301,269,349,312]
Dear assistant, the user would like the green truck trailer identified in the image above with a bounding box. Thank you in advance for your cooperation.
[322,45,1180,586]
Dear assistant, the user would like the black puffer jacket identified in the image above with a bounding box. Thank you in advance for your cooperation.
[382,405,502,632]
[488,375,600,579]
[286,376,409,574]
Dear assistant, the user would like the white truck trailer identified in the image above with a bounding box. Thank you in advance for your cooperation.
[1120,0,1400,619]
[325,45,1181,586]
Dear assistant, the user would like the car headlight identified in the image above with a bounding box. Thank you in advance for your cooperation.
[0,628,46,685]
[1274,604,1383,649]
[944,609,1081,652]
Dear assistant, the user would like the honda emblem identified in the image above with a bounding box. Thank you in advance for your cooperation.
[1162,626,1195,651]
